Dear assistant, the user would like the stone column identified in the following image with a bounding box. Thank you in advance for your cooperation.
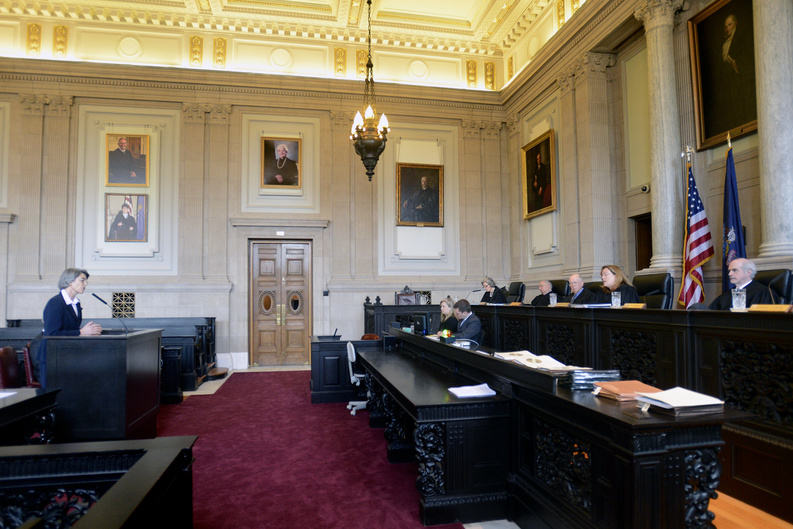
[460,121,486,281]
[557,68,583,276]
[180,103,206,278]
[755,0,793,258]
[12,95,47,281]
[205,105,231,278]
[329,111,354,280]
[635,0,684,269]
[41,96,74,275]
[572,52,617,275]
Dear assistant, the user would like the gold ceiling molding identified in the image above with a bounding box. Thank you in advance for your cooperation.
[53,26,68,58]
[27,24,42,56]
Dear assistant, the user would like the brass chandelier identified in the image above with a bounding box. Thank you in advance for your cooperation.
[350,0,389,181]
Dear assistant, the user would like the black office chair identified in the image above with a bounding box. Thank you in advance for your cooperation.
[505,282,526,303]
[752,269,792,304]
[548,279,571,299]
[584,281,603,297]
[632,273,674,309]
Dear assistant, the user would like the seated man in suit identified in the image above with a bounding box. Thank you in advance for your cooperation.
[709,258,773,310]
[564,273,596,304]
[453,299,482,344]
[530,280,553,306]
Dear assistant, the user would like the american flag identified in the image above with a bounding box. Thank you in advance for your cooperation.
[678,163,714,308]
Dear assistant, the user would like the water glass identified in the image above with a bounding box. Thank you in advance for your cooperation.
[611,291,621,308]
[549,293,557,307]
[731,288,746,310]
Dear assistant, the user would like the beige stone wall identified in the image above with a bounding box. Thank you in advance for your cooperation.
[0,0,782,359]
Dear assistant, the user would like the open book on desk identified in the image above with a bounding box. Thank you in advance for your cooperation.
[494,350,590,373]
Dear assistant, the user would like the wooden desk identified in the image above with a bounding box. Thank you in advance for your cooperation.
[471,305,793,523]
[0,387,59,444]
[357,347,510,526]
[0,435,197,528]
[382,330,750,529]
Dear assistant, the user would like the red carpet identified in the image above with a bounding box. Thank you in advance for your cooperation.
[157,371,464,529]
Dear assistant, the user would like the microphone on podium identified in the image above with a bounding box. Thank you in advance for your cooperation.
[92,293,128,334]
[466,289,482,300]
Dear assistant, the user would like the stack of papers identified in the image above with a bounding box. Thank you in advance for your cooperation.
[448,383,496,398]
[635,387,724,416]
[494,351,589,373]
[593,380,661,402]
[559,370,621,390]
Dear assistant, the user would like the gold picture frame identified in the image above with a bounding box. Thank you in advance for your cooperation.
[260,138,301,188]
[521,130,556,220]
[396,163,444,227]
[688,0,757,150]
[106,134,149,187]
[105,193,148,242]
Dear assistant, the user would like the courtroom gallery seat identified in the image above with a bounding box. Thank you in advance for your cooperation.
[633,273,674,309]
[752,269,792,304]
[346,342,367,416]
[505,282,526,303]
[22,344,41,388]
[0,346,22,388]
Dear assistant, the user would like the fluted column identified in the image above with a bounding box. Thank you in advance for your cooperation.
[12,95,47,281]
[180,103,206,278]
[557,69,583,276]
[329,111,354,280]
[635,0,684,269]
[755,0,793,258]
[460,121,486,280]
[205,104,231,278]
[571,52,617,275]
[41,96,74,275]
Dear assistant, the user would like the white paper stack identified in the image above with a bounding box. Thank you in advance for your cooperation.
[635,387,724,416]
[448,383,497,398]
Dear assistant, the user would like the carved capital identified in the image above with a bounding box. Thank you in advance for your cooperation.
[635,0,685,31]
[572,52,615,83]
[182,103,206,124]
[461,120,482,139]
[330,110,353,130]
[557,68,576,95]
[481,120,502,139]
[207,104,232,124]
[505,112,520,134]
[43,95,74,116]
[18,94,47,115]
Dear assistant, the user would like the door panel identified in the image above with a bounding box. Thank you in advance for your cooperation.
[251,241,311,366]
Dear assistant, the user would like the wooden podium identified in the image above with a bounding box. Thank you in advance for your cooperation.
[44,329,162,441]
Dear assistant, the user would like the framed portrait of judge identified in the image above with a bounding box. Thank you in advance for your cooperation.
[105,193,148,242]
[521,130,556,220]
[260,138,301,189]
[688,0,757,150]
[396,163,443,227]
[106,134,149,187]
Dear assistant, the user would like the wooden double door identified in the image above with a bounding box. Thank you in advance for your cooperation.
[250,241,311,366]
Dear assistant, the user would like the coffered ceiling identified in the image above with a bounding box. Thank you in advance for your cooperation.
[0,0,556,57]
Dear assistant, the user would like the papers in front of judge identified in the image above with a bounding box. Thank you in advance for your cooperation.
[448,383,497,398]
[593,380,661,402]
[635,386,724,416]
[494,350,590,373]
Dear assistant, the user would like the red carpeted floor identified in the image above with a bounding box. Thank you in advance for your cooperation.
[157,371,465,529]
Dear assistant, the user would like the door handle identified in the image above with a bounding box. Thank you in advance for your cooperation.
[276,304,282,326]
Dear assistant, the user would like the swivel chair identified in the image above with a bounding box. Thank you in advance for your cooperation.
[346,341,367,416]
[505,282,526,303]
[22,344,41,388]
[753,269,792,304]
[548,279,571,299]
[633,273,674,309]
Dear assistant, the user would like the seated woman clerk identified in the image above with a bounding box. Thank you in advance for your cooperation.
[436,297,458,334]
[480,277,507,304]
[597,264,640,306]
